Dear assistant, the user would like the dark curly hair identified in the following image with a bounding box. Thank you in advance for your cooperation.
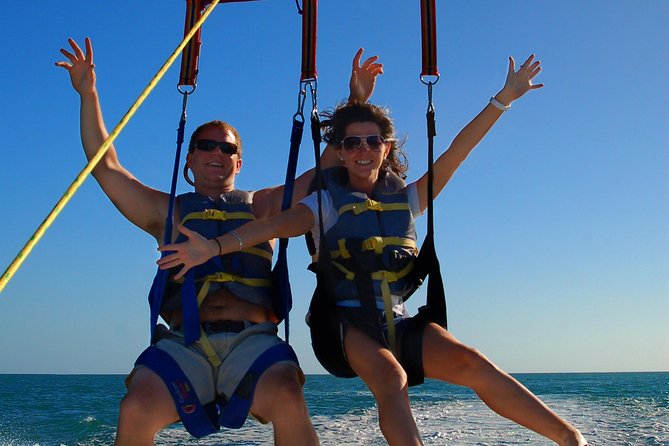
[321,102,408,179]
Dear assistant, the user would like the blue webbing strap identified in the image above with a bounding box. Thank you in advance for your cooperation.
[135,346,219,438]
[149,93,191,342]
[219,343,299,428]
[272,117,304,342]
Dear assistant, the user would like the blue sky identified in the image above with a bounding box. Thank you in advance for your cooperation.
[0,1,667,375]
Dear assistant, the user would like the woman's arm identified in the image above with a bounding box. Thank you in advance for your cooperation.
[158,203,315,280]
[414,54,544,213]
[253,49,383,219]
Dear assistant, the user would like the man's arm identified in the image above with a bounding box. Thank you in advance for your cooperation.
[253,48,383,219]
[57,38,169,241]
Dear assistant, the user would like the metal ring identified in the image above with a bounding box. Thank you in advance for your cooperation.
[177,84,197,95]
[419,74,440,86]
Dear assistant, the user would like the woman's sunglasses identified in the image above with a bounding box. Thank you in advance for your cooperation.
[191,139,238,155]
[340,135,393,152]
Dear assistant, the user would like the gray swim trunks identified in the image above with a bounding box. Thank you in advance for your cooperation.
[134,322,303,414]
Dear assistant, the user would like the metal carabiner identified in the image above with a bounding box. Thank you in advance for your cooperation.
[420,75,438,114]
[293,83,308,123]
[303,78,318,116]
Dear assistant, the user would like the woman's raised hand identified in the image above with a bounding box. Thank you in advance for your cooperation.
[348,48,384,103]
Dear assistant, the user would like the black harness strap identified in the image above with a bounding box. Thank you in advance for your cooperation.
[413,84,447,328]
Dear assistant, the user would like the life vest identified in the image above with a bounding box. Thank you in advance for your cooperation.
[161,191,274,314]
[316,167,419,353]
[153,190,274,366]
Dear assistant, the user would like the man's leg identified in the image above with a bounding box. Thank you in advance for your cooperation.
[115,367,180,446]
[250,363,319,446]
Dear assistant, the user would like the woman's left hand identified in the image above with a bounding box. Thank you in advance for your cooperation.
[497,54,544,104]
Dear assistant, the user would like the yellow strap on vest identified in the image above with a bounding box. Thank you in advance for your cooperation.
[338,199,411,216]
[330,239,352,259]
[330,237,416,259]
[332,259,414,284]
[370,261,415,283]
[195,273,272,319]
[181,209,255,225]
[361,236,417,255]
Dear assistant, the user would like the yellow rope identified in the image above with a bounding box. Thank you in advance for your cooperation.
[0,0,221,294]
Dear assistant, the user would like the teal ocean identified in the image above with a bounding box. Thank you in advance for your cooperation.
[0,372,667,445]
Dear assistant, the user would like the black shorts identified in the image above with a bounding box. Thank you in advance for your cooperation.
[308,304,435,387]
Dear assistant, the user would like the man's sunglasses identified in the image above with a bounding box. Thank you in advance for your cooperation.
[191,139,238,155]
[340,135,393,152]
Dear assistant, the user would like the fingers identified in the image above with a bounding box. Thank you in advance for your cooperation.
[155,248,190,280]
[69,38,85,60]
[156,250,181,267]
[360,55,379,69]
[521,54,535,68]
[58,48,77,65]
[517,54,541,74]
[353,47,383,75]
[85,37,93,64]
[176,223,194,237]
[173,267,187,281]
[56,38,91,67]
[507,56,516,77]
[352,48,363,70]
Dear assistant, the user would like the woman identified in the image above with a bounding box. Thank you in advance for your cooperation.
[158,54,588,446]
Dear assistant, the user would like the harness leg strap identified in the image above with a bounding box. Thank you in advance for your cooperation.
[218,343,299,429]
[135,346,219,438]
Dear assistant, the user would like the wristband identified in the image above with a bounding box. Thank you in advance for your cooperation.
[213,237,223,256]
[490,97,510,111]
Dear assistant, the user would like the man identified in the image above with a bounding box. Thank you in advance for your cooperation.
[56,37,382,445]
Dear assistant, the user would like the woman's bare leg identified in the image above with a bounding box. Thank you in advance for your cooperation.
[345,326,423,446]
[421,324,587,446]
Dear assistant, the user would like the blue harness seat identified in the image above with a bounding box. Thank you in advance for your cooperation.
[135,342,298,437]
[140,191,294,437]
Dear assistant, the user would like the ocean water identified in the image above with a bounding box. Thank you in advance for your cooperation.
[0,372,667,445]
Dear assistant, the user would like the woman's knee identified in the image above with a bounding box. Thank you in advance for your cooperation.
[357,355,409,399]
[423,326,497,382]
